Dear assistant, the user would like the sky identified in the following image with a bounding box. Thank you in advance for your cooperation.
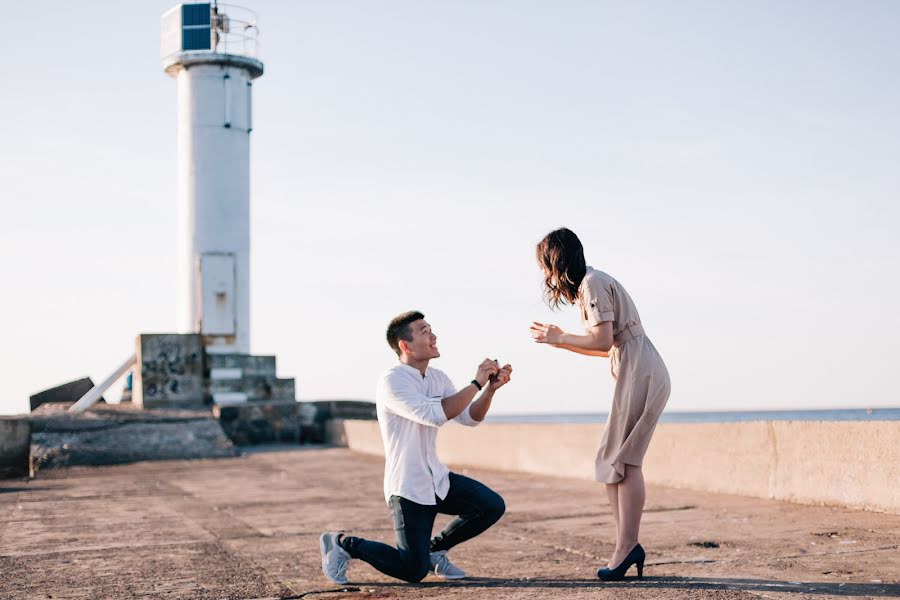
[1,1,898,416]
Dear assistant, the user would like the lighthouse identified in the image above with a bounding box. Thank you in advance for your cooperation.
[161,2,263,353]
[66,2,296,416]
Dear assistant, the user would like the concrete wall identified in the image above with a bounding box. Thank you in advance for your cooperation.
[0,416,31,478]
[337,420,900,514]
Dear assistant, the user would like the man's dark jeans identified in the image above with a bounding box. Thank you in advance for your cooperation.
[340,472,506,582]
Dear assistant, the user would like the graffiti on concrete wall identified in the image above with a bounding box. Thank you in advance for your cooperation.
[138,334,204,407]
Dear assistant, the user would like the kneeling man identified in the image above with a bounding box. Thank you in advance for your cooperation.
[320,311,513,583]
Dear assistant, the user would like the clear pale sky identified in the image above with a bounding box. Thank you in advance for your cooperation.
[1,1,898,416]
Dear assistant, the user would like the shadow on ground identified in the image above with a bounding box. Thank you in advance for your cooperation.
[0,487,42,494]
[348,576,900,597]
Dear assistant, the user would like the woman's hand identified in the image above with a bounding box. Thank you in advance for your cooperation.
[530,322,565,345]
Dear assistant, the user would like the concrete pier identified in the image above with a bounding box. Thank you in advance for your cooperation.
[1,447,898,599]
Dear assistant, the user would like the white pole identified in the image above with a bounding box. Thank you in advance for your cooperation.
[69,354,137,413]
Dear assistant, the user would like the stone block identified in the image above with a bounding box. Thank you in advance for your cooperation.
[207,377,294,402]
[29,378,104,412]
[206,354,277,377]
[0,417,31,478]
[270,378,295,401]
[213,401,300,445]
[134,334,205,409]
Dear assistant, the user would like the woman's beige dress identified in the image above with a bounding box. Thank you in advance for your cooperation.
[579,267,671,484]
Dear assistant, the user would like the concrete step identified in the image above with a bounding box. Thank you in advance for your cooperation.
[205,354,277,378]
[211,392,248,405]
[207,377,295,402]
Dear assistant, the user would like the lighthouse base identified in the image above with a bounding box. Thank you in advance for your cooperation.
[130,333,298,445]
[132,334,295,409]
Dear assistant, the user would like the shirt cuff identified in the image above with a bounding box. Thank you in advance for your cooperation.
[587,310,615,327]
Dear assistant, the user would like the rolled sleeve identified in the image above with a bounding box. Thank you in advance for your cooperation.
[453,404,482,427]
[441,372,457,399]
[377,374,449,428]
[581,273,616,327]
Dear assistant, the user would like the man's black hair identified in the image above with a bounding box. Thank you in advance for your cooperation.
[386,311,425,357]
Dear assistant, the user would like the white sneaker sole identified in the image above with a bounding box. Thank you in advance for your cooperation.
[435,572,467,580]
[319,533,349,585]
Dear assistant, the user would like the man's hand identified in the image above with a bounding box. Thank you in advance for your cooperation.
[530,322,565,345]
[475,358,500,387]
[488,364,513,391]
[467,361,512,422]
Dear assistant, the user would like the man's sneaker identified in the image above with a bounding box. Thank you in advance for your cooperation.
[319,532,351,584]
[430,550,467,579]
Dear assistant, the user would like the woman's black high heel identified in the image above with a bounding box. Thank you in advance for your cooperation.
[597,543,645,581]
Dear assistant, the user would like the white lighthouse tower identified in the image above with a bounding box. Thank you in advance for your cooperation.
[67,2,296,416]
[161,2,263,353]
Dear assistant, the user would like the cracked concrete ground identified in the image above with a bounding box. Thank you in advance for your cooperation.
[1,446,898,599]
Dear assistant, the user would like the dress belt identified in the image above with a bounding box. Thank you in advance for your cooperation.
[612,323,645,348]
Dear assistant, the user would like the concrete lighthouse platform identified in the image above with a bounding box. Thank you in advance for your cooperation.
[26,403,237,474]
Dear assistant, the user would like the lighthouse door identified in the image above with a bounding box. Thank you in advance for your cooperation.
[198,253,236,336]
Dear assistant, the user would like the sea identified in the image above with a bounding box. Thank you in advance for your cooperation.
[486,408,900,424]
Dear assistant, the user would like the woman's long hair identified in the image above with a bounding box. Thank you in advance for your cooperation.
[536,228,587,309]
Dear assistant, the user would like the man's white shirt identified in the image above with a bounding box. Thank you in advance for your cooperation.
[375,363,481,505]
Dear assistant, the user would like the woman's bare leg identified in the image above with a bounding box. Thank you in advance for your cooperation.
[610,465,645,567]
[605,483,620,568]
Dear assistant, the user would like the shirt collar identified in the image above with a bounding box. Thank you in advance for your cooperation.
[397,362,429,379]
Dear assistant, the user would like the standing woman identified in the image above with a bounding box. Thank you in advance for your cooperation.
[530,227,670,581]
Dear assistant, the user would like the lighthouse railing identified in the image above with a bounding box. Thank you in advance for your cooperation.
[211,4,261,59]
